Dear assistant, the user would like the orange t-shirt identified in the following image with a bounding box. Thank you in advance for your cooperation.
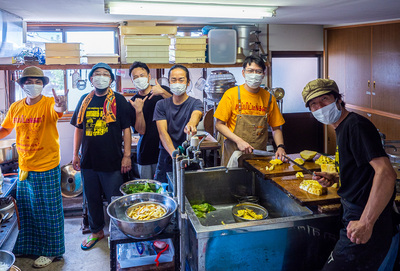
[214,85,285,132]
[1,96,62,171]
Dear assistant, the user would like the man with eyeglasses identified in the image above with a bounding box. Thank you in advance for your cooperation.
[70,63,132,251]
[214,55,286,166]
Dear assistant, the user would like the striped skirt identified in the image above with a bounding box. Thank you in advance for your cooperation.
[13,165,65,257]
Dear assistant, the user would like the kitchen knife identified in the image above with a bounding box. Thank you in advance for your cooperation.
[253,150,275,156]
[283,155,315,176]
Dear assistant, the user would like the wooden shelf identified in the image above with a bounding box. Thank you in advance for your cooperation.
[0,62,243,71]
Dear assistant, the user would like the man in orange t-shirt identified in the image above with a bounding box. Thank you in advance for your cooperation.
[0,66,67,268]
[214,55,286,166]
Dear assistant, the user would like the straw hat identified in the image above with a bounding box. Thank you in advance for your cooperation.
[17,66,49,86]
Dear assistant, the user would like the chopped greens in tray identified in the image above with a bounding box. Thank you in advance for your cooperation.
[191,203,216,218]
[122,182,163,194]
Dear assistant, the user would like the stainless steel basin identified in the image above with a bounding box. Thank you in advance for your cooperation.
[175,168,339,271]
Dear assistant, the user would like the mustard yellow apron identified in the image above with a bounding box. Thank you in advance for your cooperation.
[222,86,272,166]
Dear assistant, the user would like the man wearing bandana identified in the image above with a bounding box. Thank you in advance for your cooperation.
[70,63,132,251]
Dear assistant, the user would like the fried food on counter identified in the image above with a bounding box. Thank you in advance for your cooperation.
[315,155,335,165]
[300,150,317,161]
[266,164,275,171]
[235,208,263,220]
[299,180,327,196]
[296,172,304,178]
[321,164,337,173]
[294,158,305,165]
[269,159,283,165]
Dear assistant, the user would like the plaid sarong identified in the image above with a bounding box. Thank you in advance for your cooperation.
[13,165,65,257]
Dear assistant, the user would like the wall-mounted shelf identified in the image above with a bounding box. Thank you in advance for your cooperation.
[0,63,243,71]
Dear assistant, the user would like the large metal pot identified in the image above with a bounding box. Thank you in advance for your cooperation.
[204,70,236,102]
[107,193,177,239]
[0,250,15,271]
[0,139,16,164]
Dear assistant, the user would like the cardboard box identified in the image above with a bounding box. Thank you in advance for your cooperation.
[174,57,206,64]
[85,54,119,64]
[171,36,207,45]
[172,44,207,50]
[171,50,206,58]
[125,45,170,52]
[46,50,82,57]
[125,57,170,64]
[45,57,81,65]
[123,36,170,46]
[126,51,169,58]
[120,26,177,35]
[45,43,81,51]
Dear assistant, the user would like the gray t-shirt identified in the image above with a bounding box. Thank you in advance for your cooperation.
[153,96,203,149]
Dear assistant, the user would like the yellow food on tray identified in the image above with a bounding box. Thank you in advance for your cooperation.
[127,203,167,220]
[321,163,337,173]
[236,208,263,220]
[269,159,283,165]
[266,164,275,171]
[299,180,327,196]
[294,158,305,165]
[295,172,304,178]
[315,155,335,165]
[300,150,317,161]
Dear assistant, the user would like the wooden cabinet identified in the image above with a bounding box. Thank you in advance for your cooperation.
[326,22,400,140]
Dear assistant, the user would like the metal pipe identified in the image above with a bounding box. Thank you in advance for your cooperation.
[179,158,189,271]
[172,149,180,197]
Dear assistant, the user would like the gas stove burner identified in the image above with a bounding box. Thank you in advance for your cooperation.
[0,160,18,174]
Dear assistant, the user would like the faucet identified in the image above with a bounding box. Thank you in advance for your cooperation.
[383,145,398,152]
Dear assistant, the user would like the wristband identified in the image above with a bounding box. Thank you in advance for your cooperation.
[277,144,286,150]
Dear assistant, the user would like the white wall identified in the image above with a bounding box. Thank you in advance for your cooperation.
[267,24,324,51]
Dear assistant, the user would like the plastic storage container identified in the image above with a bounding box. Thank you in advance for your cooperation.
[208,29,237,65]
[117,238,174,268]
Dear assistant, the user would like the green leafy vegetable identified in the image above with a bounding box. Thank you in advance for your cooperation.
[191,202,216,218]
[122,182,162,194]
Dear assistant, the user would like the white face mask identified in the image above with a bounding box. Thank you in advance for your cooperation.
[245,73,264,88]
[92,76,111,90]
[312,99,342,125]
[133,77,149,91]
[170,83,187,96]
[23,84,43,99]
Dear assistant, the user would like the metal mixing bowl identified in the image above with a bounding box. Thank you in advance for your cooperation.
[107,193,177,239]
[0,250,15,271]
[232,202,268,223]
[119,179,163,196]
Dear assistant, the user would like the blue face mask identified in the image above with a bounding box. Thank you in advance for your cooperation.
[312,99,342,125]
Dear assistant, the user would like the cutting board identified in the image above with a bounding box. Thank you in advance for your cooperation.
[243,153,321,179]
[271,174,341,206]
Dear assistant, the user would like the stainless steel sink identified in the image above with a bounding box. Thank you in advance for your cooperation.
[184,168,312,228]
[175,168,339,271]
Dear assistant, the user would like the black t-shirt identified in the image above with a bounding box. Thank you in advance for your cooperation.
[336,112,389,206]
[70,92,131,171]
[130,92,164,165]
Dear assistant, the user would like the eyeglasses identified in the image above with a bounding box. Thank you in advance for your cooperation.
[244,69,264,75]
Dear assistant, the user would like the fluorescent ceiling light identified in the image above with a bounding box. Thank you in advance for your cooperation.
[105,1,277,19]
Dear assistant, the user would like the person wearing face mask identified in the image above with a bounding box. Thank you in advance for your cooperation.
[302,78,398,270]
[153,64,204,183]
[214,55,286,167]
[0,66,67,268]
[70,63,132,251]
[128,61,172,179]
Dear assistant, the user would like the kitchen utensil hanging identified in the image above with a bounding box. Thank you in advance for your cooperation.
[71,69,80,89]
[76,69,87,90]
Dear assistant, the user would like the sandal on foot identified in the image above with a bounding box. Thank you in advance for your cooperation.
[81,235,104,250]
[33,256,56,268]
